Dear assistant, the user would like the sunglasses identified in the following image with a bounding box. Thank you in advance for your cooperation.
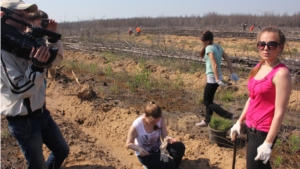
[257,41,279,50]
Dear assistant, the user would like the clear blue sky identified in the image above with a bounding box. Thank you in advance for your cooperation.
[25,0,300,22]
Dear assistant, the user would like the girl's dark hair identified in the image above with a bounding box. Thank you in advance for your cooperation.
[144,101,162,119]
[248,27,286,80]
[200,30,214,58]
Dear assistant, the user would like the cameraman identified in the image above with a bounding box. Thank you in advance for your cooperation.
[27,10,64,99]
[27,10,63,67]
[0,0,69,169]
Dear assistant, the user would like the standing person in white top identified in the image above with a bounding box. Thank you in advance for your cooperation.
[126,102,185,169]
[195,30,240,127]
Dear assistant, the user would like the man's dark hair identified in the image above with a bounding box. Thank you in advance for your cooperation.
[27,10,48,21]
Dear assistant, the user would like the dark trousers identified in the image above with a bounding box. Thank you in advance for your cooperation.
[138,142,185,169]
[203,83,233,123]
[8,109,69,169]
[246,126,276,169]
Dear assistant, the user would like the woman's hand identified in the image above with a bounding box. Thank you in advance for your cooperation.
[165,136,177,144]
[217,80,227,87]
[138,147,149,157]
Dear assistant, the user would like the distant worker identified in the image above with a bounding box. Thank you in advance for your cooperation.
[128,26,133,36]
[249,25,255,32]
[258,25,261,30]
[136,26,141,36]
[243,23,248,31]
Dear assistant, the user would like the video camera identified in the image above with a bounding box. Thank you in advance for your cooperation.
[1,7,61,68]
[41,18,49,29]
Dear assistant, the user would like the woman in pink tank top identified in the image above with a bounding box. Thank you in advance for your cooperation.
[230,28,292,169]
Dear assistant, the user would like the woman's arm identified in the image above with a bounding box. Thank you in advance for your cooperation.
[265,68,292,144]
[126,125,139,150]
[222,51,234,74]
[126,125,150,156]
[160,116,177,143]
[231,97,250,138]
[208,52,220,82]
[161,116,168,140]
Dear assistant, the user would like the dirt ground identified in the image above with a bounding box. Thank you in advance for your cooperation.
[1,38,300,168]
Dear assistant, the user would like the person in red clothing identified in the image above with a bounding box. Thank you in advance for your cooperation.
[230,27,292,169]
[249,25,255,32]
[136,26,141,36]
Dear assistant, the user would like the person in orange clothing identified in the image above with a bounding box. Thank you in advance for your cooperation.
[136,26,141,36]
[249,25,255,32]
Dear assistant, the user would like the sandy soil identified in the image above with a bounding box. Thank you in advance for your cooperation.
[1,46,299,169]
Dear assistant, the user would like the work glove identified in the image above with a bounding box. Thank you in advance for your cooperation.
[230,73,239,82]
[230,121,242,139]
[160,153,169,162]
[159,140,173,162]
[217,80,227,87]
[254,141,272,164]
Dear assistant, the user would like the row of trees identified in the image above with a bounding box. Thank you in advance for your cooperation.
[59,12,300,31]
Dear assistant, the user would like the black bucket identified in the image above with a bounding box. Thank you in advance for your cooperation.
[208,126,229,146]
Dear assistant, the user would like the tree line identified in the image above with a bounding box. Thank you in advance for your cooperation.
[59,12,300,36]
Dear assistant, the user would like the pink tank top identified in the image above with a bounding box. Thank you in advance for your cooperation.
[246,63,288,132]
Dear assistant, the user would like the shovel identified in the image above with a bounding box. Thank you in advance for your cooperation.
[231,131,238,169]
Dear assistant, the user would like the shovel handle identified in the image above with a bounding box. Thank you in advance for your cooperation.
[232,130,238,169]
[231,131,238,142]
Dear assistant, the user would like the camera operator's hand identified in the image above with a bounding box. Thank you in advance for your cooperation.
[46,19,58,32]
[31,46,50,67]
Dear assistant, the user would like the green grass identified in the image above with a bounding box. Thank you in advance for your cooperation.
[218,90,234,102]
[289,134,300,153]
[172,73,184,90]
[88,63,98,74]
[209,115,232,131]
[1,129,10,139]
[274,155,283,168]
[104,64,113,76]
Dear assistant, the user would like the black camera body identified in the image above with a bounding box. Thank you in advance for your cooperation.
[41,18,49,29]
[1,7,61,68]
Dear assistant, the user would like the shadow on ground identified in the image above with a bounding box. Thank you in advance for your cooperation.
[180,158,222,169]
[62,165,116,169]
